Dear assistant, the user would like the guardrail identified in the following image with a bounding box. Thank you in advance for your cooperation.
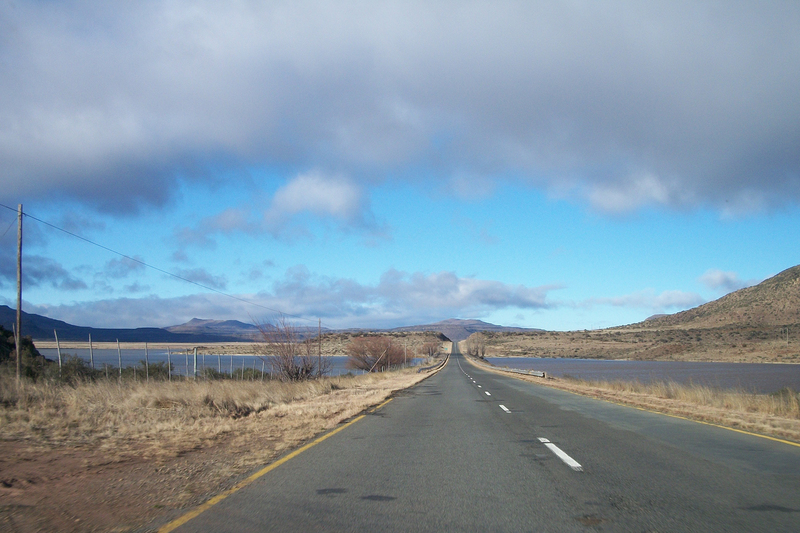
[468,355,547,379]
[500,367,547,378]
[418,352,449,373]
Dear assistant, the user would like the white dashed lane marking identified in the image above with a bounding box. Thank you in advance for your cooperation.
[499,405,511,413]
[484,391,491,396]
[538,438,583,472]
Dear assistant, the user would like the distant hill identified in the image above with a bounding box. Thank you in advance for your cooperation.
[0,306,540,344]
[391,318,542,342]
[0,306,241,343]
[644,265,800,329]
[165,318,329,341]
[165,318,261,340]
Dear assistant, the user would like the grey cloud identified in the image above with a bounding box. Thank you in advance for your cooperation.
[174,268,227,290]
[0,252,87,291]
[104,256,145,279]
[1,2,799,215]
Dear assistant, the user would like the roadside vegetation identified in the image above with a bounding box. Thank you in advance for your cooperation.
[0,323,447,531]
[552,376,800,442]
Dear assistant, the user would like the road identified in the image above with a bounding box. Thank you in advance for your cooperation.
[162,346,800,532]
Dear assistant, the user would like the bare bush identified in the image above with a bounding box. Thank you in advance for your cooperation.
[420,341,440,358]
[466,332,487,358]
[256,317,329,381]
[346,336,406,372]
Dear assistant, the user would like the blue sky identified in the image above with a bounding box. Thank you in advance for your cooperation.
[1,1,799,331]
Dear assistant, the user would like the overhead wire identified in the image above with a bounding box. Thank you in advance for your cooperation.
[0,202,320,326]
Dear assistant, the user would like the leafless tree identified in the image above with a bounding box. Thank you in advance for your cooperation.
[346,336,405,372]
[420,341,440,358]
[465,333,487,358]
[255,316,328,381]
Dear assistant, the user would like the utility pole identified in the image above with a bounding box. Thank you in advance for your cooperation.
[318,318,322,377]
[15,204,22,384]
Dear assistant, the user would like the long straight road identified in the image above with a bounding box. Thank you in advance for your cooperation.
[164,347,800,532]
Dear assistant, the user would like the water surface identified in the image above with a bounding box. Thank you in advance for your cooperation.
[485,357,800,394]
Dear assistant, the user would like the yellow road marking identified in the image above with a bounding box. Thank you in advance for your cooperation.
[158,398,393,533]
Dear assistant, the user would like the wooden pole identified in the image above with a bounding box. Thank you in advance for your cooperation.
[145,342,149,382]
[167,347,172,382]
[16,204,22,384]
[318,318,322,378]
[117,339,122,380]
[193,347,197,380]
[89,333,94,370]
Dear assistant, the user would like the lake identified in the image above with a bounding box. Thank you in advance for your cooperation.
[38,348,423,377]
[485,357,800,394]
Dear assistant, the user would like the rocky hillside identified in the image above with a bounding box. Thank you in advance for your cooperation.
[646,265,800,329]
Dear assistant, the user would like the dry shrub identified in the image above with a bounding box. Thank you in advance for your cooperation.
[346,336,406,371]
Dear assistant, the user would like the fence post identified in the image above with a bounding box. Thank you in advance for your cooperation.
[89,333,94,370]
[145,342,149,382]
[193,347,197,380]
[54,330,62,378]
[167,347,172,382]
[117,339,122,380]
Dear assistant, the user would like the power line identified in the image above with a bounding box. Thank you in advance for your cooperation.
[0,202,319,325]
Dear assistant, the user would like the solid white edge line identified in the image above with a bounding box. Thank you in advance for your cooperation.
[485,391,491,396]
[499,405,510,413]
[538,438,583,472]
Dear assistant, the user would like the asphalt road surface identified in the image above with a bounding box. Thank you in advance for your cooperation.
[163,347,800,532]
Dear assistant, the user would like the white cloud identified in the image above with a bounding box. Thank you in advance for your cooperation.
[265,171,374,230]
[589,289,705,313]
[698,269,756,293]
[171,171,387,246]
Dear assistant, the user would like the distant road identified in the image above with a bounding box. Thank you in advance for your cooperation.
[163,346,800,532]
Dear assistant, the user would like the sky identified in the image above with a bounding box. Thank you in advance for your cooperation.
[1,1,799,332]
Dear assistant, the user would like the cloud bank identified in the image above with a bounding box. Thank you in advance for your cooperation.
[20,267,559,329]
[1,1,798,216]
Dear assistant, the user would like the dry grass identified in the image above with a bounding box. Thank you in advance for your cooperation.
[0,370,430,460]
